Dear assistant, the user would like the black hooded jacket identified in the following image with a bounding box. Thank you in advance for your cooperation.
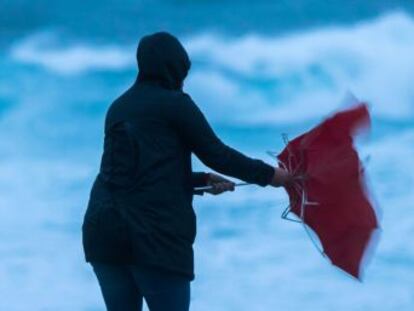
[82,32,275,280]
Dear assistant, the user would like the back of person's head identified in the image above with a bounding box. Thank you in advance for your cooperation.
[136,32,191,90]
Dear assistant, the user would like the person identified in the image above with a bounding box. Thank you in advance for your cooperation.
[82,32,293,311]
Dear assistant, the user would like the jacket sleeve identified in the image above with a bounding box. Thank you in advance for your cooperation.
[168,93,274,186]
[191,172,208,187]
[191,172,208,196]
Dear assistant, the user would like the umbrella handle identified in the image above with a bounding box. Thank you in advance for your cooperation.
[194,182,251,194]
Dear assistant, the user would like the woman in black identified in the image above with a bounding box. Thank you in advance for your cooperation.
[82,32,292,311]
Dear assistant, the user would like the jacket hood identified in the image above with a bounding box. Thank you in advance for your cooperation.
[136,32,191,90]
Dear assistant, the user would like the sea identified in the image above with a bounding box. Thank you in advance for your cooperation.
[0,1,413,310]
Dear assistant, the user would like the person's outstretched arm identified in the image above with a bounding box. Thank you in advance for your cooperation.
[167,93,290,187]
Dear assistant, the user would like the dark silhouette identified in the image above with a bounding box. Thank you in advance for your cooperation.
[82,32,290,311]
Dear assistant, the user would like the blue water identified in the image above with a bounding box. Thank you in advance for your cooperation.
[1,1,414,310]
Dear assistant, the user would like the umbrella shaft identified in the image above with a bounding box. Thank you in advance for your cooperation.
[194,182,250,192]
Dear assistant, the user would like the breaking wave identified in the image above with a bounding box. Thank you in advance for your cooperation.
[9,12,414,124]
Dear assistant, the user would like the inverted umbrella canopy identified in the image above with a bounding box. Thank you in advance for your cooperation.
[277,103,379,280]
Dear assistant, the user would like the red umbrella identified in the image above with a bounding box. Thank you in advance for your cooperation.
[277,103,379,280]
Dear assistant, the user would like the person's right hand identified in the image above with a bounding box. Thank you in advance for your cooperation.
[205,173,235,195]
[270,167,295,187]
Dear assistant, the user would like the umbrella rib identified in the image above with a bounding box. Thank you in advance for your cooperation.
[300,187,327,258]
[279,140,328,258]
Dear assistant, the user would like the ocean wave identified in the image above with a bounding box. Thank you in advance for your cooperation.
[8,12,414,123]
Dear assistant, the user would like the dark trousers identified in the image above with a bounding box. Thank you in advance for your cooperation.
[91,262,191,311]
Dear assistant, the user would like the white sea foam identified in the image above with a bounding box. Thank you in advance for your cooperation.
[10,33,134,74]
[185,12,414,123]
